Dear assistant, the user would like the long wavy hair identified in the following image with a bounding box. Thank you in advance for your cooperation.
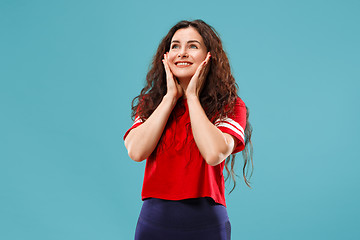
[131,19,253,192]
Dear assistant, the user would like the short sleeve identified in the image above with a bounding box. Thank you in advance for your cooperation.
[123,115,144,140]
[215,97,247,154]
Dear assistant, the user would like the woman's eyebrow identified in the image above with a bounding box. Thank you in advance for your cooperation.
[171,40,202,45]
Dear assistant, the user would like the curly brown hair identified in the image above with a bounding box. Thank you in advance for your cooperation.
[131,19,253,192]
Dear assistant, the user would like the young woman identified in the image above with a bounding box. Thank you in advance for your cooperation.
[124,19,253,240]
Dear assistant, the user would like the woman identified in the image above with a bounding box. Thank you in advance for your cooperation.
[124,19,253,240]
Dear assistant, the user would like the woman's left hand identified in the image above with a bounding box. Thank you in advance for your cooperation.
[185,52,211,98]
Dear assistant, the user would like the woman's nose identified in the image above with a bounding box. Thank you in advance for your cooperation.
[178,48,188,57]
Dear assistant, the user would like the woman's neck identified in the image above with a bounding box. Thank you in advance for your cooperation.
[178,77,190,96]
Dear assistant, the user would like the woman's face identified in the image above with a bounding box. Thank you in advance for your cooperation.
[168,27,208,82]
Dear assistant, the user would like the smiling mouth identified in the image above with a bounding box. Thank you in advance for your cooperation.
[175,62,192,67]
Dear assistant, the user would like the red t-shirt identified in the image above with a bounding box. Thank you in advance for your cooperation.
[123,97,247,207]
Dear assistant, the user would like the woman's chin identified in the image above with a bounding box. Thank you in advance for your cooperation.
[174,76,192,83]
[173,72,194,80]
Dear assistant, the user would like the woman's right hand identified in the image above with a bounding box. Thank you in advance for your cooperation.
[162,53,183,100]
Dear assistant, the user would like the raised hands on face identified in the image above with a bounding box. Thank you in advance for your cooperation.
[162,52,211,100]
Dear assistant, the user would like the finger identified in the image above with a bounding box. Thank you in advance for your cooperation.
[162,53,168,69]
[165,52,170,66]
[198,52,211,68]
[193,56,208,79]
[204,52,211,63]
[163,54,178,91]
[203,52,211,67]
[165,53,174,74]
[192,54,211,88]
[200,52,211,70]
[200,52,211,77]
[203,54,211,75]
[162,54,172,76]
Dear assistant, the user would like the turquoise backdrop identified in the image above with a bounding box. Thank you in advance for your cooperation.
[1,0,359,239]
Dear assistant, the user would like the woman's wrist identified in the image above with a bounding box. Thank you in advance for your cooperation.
[163,94,179,107]
[186,94,199,104]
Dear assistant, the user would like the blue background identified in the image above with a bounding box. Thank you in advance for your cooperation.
[1,0,359,239]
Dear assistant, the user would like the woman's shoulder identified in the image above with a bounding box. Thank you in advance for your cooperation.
[234,96,246,107]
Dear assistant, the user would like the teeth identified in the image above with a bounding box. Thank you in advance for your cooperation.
[177,62,191,66]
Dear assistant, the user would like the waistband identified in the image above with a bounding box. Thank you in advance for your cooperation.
[138,197,229,229]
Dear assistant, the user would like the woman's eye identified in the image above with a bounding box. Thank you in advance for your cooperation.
[171,45,179,49]
[190,45,198,49]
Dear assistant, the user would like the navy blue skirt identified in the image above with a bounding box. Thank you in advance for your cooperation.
[135,197,231,240]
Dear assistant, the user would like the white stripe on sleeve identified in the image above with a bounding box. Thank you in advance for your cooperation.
[215,117,244,135]
[133,116,143,126]
[216,122,245,141]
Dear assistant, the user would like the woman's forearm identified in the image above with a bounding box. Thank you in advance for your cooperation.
[124,95,177,162]
[187,96,235,166]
